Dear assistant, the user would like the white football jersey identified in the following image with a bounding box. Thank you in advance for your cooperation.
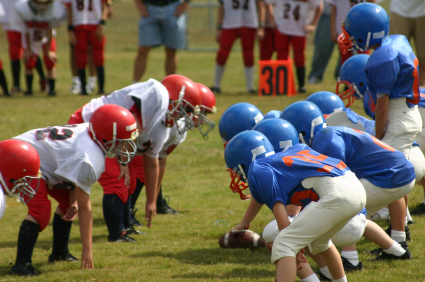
[10,0,65,53]
[13,123,105,195]
[326,0,367,35]
[0,0,20,30]
[220,0,260,29]
[0,187,5,221]
[158,120,187,159]
[81,79,170,158]
[63,0,104,26]
[267,0,321,36]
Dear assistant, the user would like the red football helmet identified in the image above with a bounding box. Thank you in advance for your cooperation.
[161,74,201,134]
[89,104,139,165]
[0,139,41,204]
[195,83,217,140]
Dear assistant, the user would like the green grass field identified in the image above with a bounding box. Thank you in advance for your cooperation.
[1,0,425,281]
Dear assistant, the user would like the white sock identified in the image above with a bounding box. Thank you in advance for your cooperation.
[406,206,412,224]
[88,76,97,84]
[213,63,225,88]
[391,230,406,242]
[341,250,359,266]
[320,266,332,280]
[333,276,347,282]
[384,241,406,256]
[72,76,80,84]
[132,81,139,84]
[301,273,320,282]
[244,66,255,91]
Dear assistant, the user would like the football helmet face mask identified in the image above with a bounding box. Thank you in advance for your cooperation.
[224,131,275,200]
[89,104,139,165]
[252,118,299,152]
[219,102,264,147]
[0,139,41,205]
[280,101,326,146]
[336,54,370,107]
[194,83,217,140]
[338,3,389,54]
[161,75,201,134]
[306,91,346,115]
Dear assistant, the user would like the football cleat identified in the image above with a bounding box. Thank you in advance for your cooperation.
[157,197,179,215]
[314,270,332,281]
[130,209,142,227]
[125,226,144,235]
[209,86,221,94]
[410,202,425,215]
[11,86,22,94]
[108,234,136,243]
[298,87,307,93]
[370,248,412,261]
[342,257,363,272]
[69,82,81,95]
[48,252,78,263]
[367,241,408,256]
[9,262,40,276]
[48,91,56,97]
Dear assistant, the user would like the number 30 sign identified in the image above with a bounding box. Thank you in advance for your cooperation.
[258,59,296,96]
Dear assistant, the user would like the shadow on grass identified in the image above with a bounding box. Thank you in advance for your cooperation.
[130,247,271,266]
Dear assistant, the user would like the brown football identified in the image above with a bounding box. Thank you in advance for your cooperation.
[219,229,266,249]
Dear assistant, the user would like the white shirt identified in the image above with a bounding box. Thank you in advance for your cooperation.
[81,79,170,158]
[268,0,321,36]
[390,0,425,18]
[13,123,105,195]
[63,0,104,26]
[220,0,260,29]
[10,0,65,53]
[326,0,367,36]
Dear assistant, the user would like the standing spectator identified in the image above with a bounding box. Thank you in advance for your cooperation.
[10,0,66,96]
[328,0,373,67]
[133,0,188,83]
[267,0,323,93]
[390,0,425,86]
[308,2,339,84]
[210,0,265,94]
[0,1,11,96]
[259,1,274,60]
[65,0,108,95]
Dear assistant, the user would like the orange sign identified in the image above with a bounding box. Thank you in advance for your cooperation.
[258,59,296,96]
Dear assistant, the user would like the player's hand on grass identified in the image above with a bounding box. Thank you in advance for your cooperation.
[68,30,77,45]
[174,2,188,17]
[145,200,156,228]
[62,205,78,222]
[118,164,130,187]
[81,250,94,269]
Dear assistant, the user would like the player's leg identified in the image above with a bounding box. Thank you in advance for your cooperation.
[74,26,89,95]
[0,58,10,96]
[89,28,106,95]
[10,179,51,276]
[43,37,57,96]
[275,31,290,60]
[133,5,161,83]
[34,56,46,91]
[259,27,275,61]
[211,28,238,93]
[46,188,78,262]
[164,47,177,75]
[69,44,81,94]
[86,45,97,94]
[240,27,256,93]
[291,35,307,93]
[23,54,36,95]
[7,31,22,93]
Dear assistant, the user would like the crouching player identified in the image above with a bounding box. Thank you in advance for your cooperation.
[224,130,366,282]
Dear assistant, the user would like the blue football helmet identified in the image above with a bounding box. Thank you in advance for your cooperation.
[338,3,389,53]
[306,91,345,115]
[264,110,281,119]
[280,101,326,146]
[337,54,369,107]
[252,118,299,152]
[224,130,275,200]
[219,103,264,146]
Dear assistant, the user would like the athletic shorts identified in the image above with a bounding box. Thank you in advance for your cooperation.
[271,171,366,261]
[138,1,186,49]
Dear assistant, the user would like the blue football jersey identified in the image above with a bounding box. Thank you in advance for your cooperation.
[247,144,349,210]
[311,127,415,188]
[365,35,420,107]
[418,88,425,108]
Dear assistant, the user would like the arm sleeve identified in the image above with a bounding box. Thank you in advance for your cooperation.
[366,59,400,96]
[76,162,97,195]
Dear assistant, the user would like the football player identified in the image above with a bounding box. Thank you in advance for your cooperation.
[0,139,41,220]
[210,0,265,94]
[225,130,366,282]
[265,0,323,93]
[8,104,138,276]
[67,75,201,236]
[64,0,108,95]
[10,0,66,96]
